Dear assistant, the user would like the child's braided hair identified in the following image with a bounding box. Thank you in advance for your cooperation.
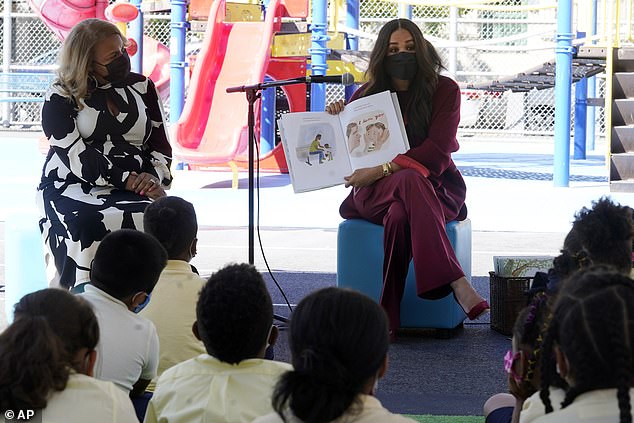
[539,265,634,423]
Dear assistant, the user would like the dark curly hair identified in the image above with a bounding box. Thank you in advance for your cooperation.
[91,229,168,300]
[272,287,389,423]
[360,18,443,136]
[539,266,634,423]
[0,289,99,412]
[572,197,633,274]
[196,263,273,364]
[143,196,198,259]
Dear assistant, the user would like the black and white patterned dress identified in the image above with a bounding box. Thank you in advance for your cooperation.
[37,72,172,289]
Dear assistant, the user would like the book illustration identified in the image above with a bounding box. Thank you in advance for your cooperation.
[345,111,391,157]
[278,90,409,193]
[295,125,337,166]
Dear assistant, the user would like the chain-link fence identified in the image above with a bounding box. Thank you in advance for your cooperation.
[350,0,610,139]
[0,0,620,140]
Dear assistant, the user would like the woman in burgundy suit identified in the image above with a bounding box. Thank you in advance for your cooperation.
[327,18,488,338]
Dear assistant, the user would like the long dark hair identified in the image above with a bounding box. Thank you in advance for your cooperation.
[0,289,99,412]
[539,266,634,423]
[272,288,389,423]
[361,18,443,136]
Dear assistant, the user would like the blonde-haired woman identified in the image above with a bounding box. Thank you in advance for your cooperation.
[37,19,172,290]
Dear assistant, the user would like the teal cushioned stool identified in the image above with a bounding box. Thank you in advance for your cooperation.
[336,219,471,335]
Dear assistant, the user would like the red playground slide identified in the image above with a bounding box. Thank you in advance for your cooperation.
[26,0,170,100]
[172,0,284,165]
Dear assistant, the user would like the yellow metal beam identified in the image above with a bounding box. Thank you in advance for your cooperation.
[225,2,262,22]
[272,32,346,57]
[306,59,367,82]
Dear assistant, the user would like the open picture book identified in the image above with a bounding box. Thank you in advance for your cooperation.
[278,90,410,193]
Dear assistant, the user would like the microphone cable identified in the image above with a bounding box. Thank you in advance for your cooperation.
[254,126,293,325]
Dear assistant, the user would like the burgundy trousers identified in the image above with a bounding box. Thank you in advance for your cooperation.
[339,169,465,330]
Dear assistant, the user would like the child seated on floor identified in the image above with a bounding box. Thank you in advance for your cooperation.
[483,293,564,423]
[531,196,634,295]
[144,263,291,423]
[141,196,206,391]
[78,229,167,399]
[254,287,416,423]
[530,266,634,423]
[0,289,138,422]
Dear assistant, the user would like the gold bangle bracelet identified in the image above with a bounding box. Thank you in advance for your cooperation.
[382,162,391,177]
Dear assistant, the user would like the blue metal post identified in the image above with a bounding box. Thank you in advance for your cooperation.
[170,0,188,123]
[553,0,574,187]
[259,0,274,154]
[259,79,275,155]
[398,3,412,19]
[586,0,598,150]
[345,0,359,101]
[309,0,329,111]
[573,77,587,159]
[129,0,143,73]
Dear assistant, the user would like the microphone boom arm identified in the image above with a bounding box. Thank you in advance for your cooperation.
[226,77,309,93]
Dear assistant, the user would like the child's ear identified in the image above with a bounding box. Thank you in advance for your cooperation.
[85,350,97,377]
[268,325,279,347]
[554,345,570,379]
[515,350,529,378]
[190,238,198,258]
[192,321,201,341]
[128,291,148,311]
[378,354,388,379]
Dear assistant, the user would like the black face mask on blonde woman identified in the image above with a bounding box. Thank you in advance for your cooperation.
[99,50,131,84]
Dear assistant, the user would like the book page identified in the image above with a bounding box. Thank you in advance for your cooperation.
[278,112,353,193]
[338,90,410,170]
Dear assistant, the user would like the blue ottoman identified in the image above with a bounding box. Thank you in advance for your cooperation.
[336,218,471,333]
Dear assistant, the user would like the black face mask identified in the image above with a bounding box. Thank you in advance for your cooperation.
[385,52,417,81]
[98,50,131,84]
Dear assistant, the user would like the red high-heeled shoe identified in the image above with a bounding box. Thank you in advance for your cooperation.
[466,300,490,320]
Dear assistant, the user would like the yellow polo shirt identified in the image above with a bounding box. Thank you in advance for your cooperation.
[144,354,292,423]
[141,260,206,391]
[42,373,138,423]
[253,395,417,423]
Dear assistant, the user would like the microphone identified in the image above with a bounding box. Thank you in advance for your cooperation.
[305,73,355,86]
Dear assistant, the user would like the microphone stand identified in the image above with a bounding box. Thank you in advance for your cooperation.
[226,78,311,325]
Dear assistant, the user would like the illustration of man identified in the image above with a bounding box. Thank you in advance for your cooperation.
[346,122,364,157]
[307,134,326,165]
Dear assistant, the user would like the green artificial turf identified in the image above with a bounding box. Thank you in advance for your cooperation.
[406,415,485,423]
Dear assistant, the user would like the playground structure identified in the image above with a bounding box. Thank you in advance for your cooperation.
[1,0,634,186]
[25,0,171,99]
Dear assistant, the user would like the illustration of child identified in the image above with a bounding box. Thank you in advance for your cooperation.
[323,144,333,161]
[364,122,389,153]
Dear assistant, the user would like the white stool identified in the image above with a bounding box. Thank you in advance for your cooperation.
[4,211,47,322]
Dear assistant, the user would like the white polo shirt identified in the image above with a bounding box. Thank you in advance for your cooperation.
[80,284,159,393]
